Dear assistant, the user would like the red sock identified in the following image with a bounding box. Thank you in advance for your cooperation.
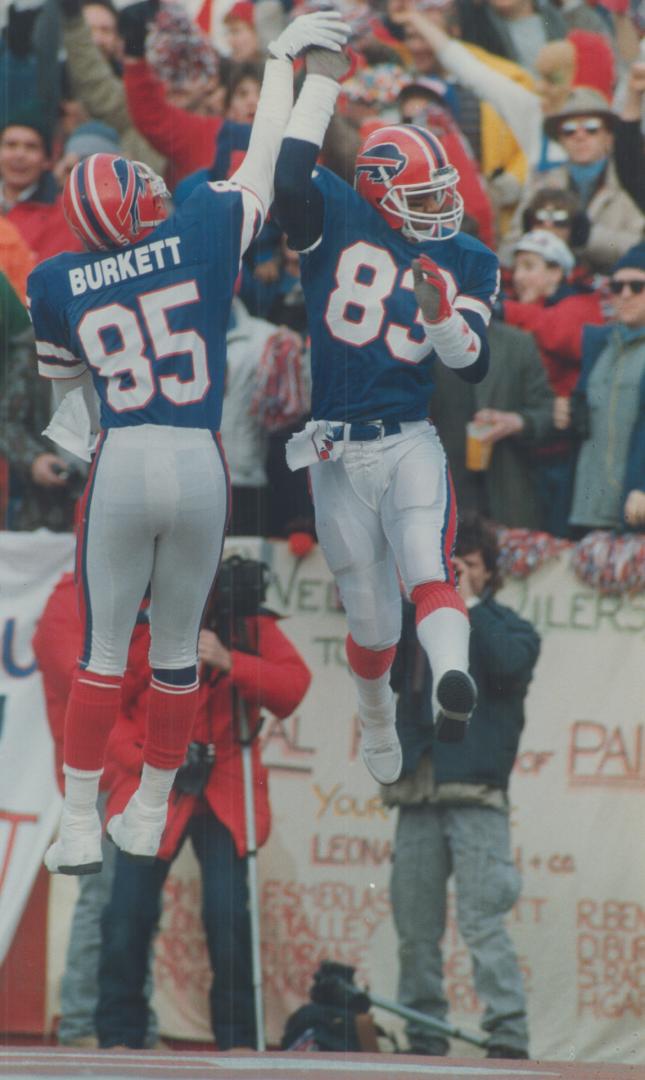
[346,635,396,679]
[63,670,123,772]
[144,677,200,770]
[412,581,468,621]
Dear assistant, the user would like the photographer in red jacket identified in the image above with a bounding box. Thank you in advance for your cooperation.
[96,556,311,1051]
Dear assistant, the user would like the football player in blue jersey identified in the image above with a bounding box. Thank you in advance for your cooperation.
[28,11,350,875]
[274,47,500,786]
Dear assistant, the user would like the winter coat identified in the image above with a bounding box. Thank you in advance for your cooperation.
[431,320,554,529]
[104,613,311,859]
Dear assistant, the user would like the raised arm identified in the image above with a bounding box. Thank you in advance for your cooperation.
[273,48,351,252]
[396,10,542,166]
[231,13,350,229]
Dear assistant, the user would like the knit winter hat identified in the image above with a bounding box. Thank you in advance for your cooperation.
[514,229,575,274]
[224,1,255,25]
[146,1,220,87]
[611,243,645,275]
[568,29,615,102]
[1,105,51,156]
[64,121,121,160]
[340,63,408,105]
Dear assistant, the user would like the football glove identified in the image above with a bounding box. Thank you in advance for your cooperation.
[268,10,351,62]
[412,255,453,324]
[305,45,355,82]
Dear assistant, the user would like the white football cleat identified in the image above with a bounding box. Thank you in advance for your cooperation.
[434,670,477,743]
[106,792,167,861]
[358,701,403,785]
[44,808,103,875]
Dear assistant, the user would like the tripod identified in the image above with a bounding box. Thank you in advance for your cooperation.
[215,606,266,1053]
[233,688,266,1052]
[311,961,490,1050]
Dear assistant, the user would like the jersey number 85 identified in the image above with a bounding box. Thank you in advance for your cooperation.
[78,280,209,413]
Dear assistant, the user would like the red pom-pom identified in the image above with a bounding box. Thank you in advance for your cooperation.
[289,531,315,559]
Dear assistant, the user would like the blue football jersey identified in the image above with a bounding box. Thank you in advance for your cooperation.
[300,167,500,422]
[27,182,262,431]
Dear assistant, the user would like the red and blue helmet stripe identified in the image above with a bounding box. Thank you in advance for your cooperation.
[63,153,164,251]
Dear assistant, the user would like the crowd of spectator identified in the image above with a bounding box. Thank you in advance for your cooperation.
[4,0,645,1056]
[1,0,645,543]
[2,0,639,1054]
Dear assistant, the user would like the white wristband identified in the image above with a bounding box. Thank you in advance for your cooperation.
[422,309,481,369]
[283,74,341,147]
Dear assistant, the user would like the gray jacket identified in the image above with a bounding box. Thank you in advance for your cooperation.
[62,14,166,177]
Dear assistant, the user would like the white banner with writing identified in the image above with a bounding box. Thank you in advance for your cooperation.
[0,531,73,965]
[146,540,645,1064]
[2,532,643,1064]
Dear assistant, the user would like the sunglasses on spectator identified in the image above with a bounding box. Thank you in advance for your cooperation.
[559,118,605,136]
[534,208,571,225]
[609,280,645,295]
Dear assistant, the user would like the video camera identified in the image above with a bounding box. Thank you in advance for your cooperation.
[205,555,271,639]
[207,557,270,626]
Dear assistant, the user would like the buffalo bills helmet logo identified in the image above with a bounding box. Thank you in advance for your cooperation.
[355,142,408,185]
[63,153,169,250]
[112,157,143,236]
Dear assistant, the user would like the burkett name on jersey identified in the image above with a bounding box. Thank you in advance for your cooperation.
[68,235,183,296]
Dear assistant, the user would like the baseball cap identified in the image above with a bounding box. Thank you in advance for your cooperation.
[513,229,575,274]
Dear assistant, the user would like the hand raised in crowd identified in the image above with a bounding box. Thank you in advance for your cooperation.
[31,453,72,488]
[553,395,571,430]
[268,10,351,63]
[621,60,645,122]
[198,628,232,673]
[624,489,645,526]
[471,408,524,443]
[117,0,160,59]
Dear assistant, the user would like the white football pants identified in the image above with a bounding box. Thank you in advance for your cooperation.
[76,424,228,676]
[310,422,456,651]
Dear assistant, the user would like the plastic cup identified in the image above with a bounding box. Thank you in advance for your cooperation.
[465,422,494,472]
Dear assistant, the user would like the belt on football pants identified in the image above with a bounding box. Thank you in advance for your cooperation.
[329,420,403,442]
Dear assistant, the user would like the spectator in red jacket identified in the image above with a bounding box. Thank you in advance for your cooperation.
[96,561,311,1051]
[32,573,157,1048]
[503,228,606,399]
[119,1,226,188]
[0,117,82,262]
[500,228,606,534]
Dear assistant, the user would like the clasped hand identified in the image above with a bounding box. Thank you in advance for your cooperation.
[269,10,351,62]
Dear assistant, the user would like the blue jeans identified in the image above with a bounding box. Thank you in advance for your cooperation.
[58,793,158,1046]
[535,454,575,538]
[390,803,529,1055]
[96,811,257,1050]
